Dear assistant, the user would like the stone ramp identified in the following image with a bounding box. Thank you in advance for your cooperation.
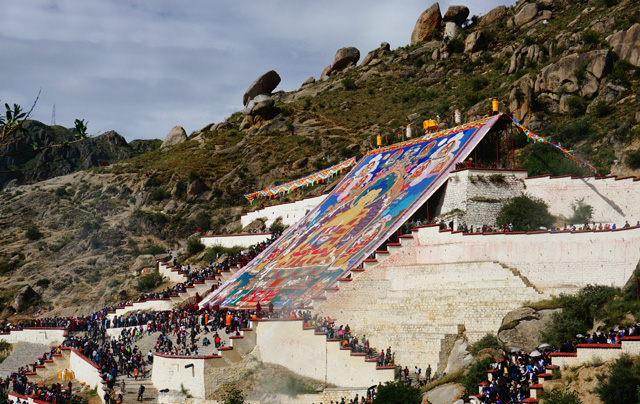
[0,342,50,378]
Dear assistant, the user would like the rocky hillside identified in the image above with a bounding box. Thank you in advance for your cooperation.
[0,119,161,190]
[1,0,640,316]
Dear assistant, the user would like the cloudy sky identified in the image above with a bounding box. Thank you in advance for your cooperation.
[1,1,514,141]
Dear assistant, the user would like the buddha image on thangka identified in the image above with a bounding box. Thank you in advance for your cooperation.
[209,125,484,309]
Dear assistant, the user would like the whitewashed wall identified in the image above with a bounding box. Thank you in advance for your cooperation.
[200,233,272,249]
[0,328,67,345]
[241,195,327,228]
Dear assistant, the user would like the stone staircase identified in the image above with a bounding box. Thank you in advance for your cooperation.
[106,259,235,319]
[117,374,158,403]
[0,342,51,378]
[473,338,640,402]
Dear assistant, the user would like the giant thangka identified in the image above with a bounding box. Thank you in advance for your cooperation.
[202,115,504,309]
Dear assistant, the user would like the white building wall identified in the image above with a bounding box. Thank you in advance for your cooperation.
[413,225,640,294]
[253,320,394,387]
[525,175,640,225]
[0,328,67,345]
[68,348,105,402]
[152,354,208,399]
[200,233,272,249]
[241,195,327,228]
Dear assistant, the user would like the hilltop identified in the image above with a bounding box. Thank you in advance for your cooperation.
[1,0,640,315]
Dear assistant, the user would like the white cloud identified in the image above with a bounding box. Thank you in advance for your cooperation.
[0,0,514,140]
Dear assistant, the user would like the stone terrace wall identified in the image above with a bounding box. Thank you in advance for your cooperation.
[253,319,394,388]
[200,233,272,249]
[0,328,67,345]
[241,195,326,228]
[525,175,640,225]
[414,225,640,294]
[436,168,527,228]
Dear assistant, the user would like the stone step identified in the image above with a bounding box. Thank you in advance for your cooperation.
[0,343,50,378]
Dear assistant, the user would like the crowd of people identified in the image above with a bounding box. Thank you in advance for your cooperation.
[478,350,551,403]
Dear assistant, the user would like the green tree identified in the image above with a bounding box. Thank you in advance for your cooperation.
[372,381,421,404]
[496,194,555,231]
[221,388,245,404]
[595,355,640,404]
[568,198,593,225]
[460,357,493,395]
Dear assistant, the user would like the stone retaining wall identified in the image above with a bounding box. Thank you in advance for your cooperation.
[241,195,326,228]
[0,328,67,346]
[200,233,272,249]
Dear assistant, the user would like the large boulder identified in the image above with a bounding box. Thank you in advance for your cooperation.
[250,97,276,117]
[497,307,560,353]
[160,126,188,149]
[534,50,613,98]
[331,47,361,72]
[444,22,462,41]
[443,5,469,26]
[411,3,443,45]
[509,75,535,124]
[464,31,488,53]
[608,23,640,67]
[514,3,538,26]
[423,383,465,404]
[480,5,508,27]
[300,77,315,87]
[361,42,391,66]
[242,70,281,106]
[443,337,474,374]
[130,254,156,275]
[12,285,41,312]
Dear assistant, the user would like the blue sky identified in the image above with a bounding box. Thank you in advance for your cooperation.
[0,1,514,141]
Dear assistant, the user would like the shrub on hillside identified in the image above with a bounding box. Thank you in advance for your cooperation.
[626,149,640,170]
[521,143,593,177]
[150,188,171,201]
[541,387,582,404]
[135,272,164,293]
[25,225,43,241]
[221,388,245,404]
[595,355,640,404]
[195,212,211,232]
[470,334,499,355]
[342,78,357,91]
[372,381,421,404]
[187,238,205,255]
[496,194,555,231]
[565,96,588,117]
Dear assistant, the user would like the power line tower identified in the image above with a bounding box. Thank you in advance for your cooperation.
[50,103,56,126]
